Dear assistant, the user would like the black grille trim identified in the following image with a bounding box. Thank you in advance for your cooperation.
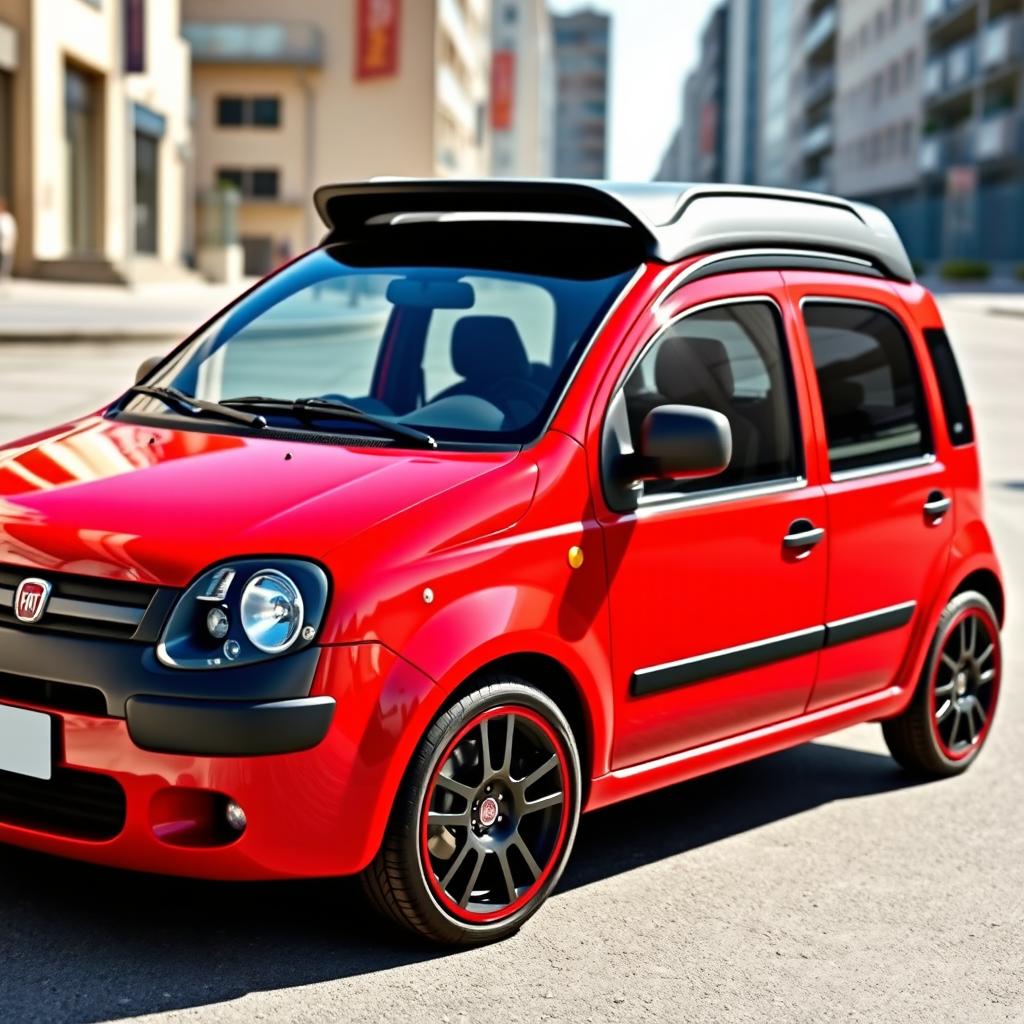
[0,566,172,642]
[0,766,127,841]
[0,672,107,716]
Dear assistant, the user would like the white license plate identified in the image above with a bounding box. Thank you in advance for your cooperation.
[0,704,52,780]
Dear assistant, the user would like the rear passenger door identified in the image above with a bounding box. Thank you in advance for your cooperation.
[783,275,955,710]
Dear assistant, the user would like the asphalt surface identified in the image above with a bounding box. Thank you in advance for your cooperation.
[0,299,1021,1023]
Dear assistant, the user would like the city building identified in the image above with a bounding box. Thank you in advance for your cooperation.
[0,0,192,281]
[917,0,1024,263]
[724,0,761,184]
[552,8,610,179]
[183,0,491,274]
[490,0,554,177]
[756,0,796,185]
[793,0,840,191]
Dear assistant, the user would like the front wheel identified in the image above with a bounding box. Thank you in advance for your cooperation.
[882,591,1001,777]
[362,678,581,945]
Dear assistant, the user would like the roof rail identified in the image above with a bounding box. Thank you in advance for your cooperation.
[313,179,915,283]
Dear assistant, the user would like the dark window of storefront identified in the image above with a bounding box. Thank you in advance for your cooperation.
[65,64,100,255]
[133,104,165,256]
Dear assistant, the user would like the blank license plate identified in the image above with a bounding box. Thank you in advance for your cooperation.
[0,704,52,780]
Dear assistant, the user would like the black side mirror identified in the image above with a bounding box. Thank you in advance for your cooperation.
[135,356,163,384]
[636,404,732,480]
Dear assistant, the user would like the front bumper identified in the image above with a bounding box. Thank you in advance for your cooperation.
[0,628,440,879]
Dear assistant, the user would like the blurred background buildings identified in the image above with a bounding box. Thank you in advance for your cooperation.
[0,0,1020,282]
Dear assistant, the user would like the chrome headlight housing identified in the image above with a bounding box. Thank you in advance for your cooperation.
[157,559,329,669]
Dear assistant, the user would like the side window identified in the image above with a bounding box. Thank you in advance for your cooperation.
[622,301,802,496]
[803,303,931,474]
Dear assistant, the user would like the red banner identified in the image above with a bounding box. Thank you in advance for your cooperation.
[491,51,516,130]
[356,0,400,80]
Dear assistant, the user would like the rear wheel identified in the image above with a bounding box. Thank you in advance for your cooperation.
[362,678,581,945]
[882,591,1001,777]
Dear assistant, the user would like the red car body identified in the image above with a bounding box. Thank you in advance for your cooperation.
[0,182,1004,889]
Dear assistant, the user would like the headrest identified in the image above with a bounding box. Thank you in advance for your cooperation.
[452,316,530,384]
[655,335,734,405]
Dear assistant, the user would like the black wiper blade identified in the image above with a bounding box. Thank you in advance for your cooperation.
[222,396,438,450]
[125,386,267,429]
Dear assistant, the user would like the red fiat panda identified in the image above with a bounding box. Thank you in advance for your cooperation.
[0,181,1004,945]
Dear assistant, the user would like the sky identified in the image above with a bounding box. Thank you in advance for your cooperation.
[547,0,720,181]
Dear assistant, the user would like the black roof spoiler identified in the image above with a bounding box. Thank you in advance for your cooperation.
[313,178,915,283]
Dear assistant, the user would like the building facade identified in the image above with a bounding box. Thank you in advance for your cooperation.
[184,0,491,274]
[490,0,554,177]
[0,0,192,281]
[552,8,609,179]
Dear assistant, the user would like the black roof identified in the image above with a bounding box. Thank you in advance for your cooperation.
[314,178,915,283]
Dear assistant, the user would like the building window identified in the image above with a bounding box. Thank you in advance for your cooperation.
[216,96,281,128]
[216,168,280,199]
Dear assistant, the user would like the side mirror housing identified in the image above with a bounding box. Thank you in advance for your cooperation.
[135,356,163,384]
[637,404,732,480]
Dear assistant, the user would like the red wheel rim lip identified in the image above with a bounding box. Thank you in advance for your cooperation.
[930,606,1001,761]
[419,704,572,925]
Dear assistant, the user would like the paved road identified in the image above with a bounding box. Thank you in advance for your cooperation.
[0,300,1021,1023]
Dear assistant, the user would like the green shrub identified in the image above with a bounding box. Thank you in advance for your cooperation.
[940,259,991,281]
[1016,265,1024,282]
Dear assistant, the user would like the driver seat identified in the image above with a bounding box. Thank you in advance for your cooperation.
[434,316,542,426]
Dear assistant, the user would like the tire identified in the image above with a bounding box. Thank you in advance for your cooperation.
[882,591,1001,778]
[362,676,582,945]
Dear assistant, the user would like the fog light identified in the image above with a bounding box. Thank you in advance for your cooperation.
[225,800,248,832]
[206,607,230,639]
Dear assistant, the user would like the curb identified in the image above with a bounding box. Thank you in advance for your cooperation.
[0,329,187,344]
[987,307,1024,320]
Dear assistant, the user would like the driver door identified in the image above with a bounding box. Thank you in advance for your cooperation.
[595,273,829,769]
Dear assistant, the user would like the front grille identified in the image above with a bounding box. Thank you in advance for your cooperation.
[0,565,170,641]
[0,766,127,841]
[0,672,107,716]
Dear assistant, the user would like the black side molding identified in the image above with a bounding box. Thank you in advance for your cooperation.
[631,601,917,697]
[126,695,336,757]
[823,601,916,647]
[632,626,826,697]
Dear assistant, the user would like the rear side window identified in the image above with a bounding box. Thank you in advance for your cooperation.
[924,327,974,446]
[803,303,931,474]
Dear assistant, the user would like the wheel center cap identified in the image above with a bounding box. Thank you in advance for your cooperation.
[479,796,499,828]
[955,671,969,697]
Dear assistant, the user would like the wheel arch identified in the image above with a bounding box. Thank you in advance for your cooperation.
[952,568,1005,627]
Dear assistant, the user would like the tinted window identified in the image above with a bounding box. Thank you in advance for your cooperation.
[924,327,973,446]
[250,170,279,198]
[251,97,280,127]
[804,303,930,473]
[216,97,244,126]
[623,302,801,495]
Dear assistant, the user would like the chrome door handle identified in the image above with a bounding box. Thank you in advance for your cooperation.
[783,519,826,549]
[923,491,952,517]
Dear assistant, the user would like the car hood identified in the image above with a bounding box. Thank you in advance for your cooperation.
[0,417,522,587]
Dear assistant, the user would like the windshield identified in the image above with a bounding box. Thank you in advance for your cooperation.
[118,242,636,447]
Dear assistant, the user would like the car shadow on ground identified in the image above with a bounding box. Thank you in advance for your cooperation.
[0,741,922,1024]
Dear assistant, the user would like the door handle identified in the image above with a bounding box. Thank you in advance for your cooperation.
[923,490,952,518]
[783,519,826,549]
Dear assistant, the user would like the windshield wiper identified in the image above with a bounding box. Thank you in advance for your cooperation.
[222,396,438,450]
[124,385,267,429]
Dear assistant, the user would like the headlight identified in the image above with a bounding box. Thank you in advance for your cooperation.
[240,569,304,653]
[157,559,329,670]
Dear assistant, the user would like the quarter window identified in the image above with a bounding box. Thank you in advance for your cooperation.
[803,303,931,473]
[622,302,802,496]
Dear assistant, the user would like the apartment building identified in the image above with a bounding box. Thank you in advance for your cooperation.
[918,0,1023,262]
[0,0,191,281]
[552,8,610,179]
[183,0,491,274]
[490,0,554,177]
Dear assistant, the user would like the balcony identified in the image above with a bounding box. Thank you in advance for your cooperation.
[981,16,1024,70]
[925,0,976,25]
[803,6,837,58]
[924,39,977,102]
[975,113,1023,161]
[801,120,833,156]
[804,65,835,109]
[920,123,974,172]
[183,22,324,67]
